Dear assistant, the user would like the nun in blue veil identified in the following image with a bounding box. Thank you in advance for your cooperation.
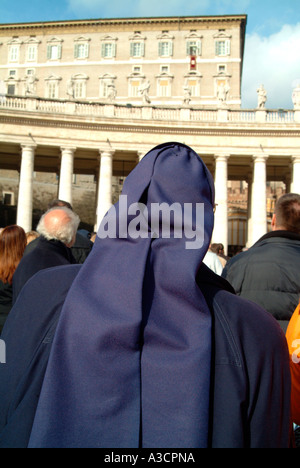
[29,142,292,448]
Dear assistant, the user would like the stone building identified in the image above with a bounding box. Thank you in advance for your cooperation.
[0,15,299,255]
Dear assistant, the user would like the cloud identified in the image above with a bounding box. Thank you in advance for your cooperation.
[242,23,300,109]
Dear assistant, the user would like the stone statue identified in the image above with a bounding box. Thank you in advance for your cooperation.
[0,80,6,104]
[292,83,300,110]
[139,79,151,105]
[217,82,230,108]
[183,85,192,106]
[25,73,37,96]
[66,78,75,100]
[257,84,267,109]
[107,81,117,103]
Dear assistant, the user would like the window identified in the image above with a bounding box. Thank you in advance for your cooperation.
[218,64,226,73]
[102,42,116,58]
[101,35,117,59]
[48,82,58,99]
[27,44,37,61]
[215,39,231,56]
[47,38,63,61]
[187,79,199,97]
[72,74,88,99]
[158,41,173,57]
[129,32,146,59]
[7,84,15,95]
[9,45,19,62]
[47,44,62,60]
[75,43,89,59]
[74,82,84,99]
[157,78,171,97]
[186,40,201,56]
[129,79,141,97]
[157,31,174,58]
[130,41,145,58]
[8,70,16,78]
[3,192,15,206]
[45,74,62,99]
[74,37,90,59]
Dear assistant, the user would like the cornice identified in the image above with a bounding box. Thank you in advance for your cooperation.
[0,14,247,32]
[1,113,299,139]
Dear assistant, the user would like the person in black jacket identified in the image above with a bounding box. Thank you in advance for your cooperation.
[223,193,300,332]
[25,200,93,264]
[12,206,80,302]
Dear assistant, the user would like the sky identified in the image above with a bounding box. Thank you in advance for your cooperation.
[1,0,300,109]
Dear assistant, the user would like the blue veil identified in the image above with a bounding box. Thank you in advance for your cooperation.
[29,142,215,448]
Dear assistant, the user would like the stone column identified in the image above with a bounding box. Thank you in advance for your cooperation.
[59,147,76,204]
[17,144,36,232]
[250,154,268,245]
[96,150,113,229]
[291,156,300,194]
[212,154,230,254]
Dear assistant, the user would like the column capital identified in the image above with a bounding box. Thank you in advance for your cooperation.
[214,153,230,162]
[99,148,114,157]
[60,146,76,154]
[20,143,37,152]
[253,154,269,163]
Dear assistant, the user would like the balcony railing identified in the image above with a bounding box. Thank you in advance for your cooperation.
[0,95,299,124]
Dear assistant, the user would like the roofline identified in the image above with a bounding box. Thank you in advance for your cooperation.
[0,14,247,30]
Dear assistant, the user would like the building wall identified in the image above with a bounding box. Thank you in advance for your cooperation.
[0,15,246,108]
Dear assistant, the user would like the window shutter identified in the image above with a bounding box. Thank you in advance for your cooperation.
[112,43,116,57]
[197,40,202,56]
[141,42,145,57]
[85,43,89,58]
[74,44,79,58]
[186,41,191,55]
[225,40,231,55]
[158,42,162,56]
[47,45,51,60]
[169,42,173,56]
[215,41,219,56]
[130,42,135,57]
[57,45,62,59]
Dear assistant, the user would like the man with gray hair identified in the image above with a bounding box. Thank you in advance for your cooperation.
[13,207,80,302]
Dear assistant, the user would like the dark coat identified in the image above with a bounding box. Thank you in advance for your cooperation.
[0,263,291,448]
[12,236,77,303]
[25,232,93,265]
[222,231,300,330]
[0,281,12,334]
[0,264,81,448]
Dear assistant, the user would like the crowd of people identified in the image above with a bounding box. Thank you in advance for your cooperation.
[0,142,299,448]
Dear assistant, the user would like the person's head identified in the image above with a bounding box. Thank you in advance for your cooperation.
[26,231,40,245]
[271,193,300,234]
[37,207,80,248]
[0,225,27,284]
[210,243,224,255]
[47,199,73,211]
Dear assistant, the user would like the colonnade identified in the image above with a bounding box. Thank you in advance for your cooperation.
[15,144,300,251]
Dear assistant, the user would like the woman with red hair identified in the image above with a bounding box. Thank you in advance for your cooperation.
[0,225,27,333]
